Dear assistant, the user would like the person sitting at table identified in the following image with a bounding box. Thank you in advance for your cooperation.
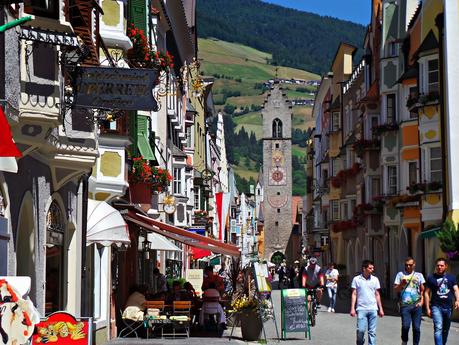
[202,265,225,295]
[199,282,226,330]
[183,282,198,301]
[125,284,147,310]
[166,281,183,304]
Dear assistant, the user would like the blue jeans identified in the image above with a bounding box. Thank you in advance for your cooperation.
[400,304,422,345]
[431,305,452,345]
[356,310,378,345]
[327,287,337,309]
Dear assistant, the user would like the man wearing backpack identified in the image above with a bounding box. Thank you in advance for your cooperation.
[394,257,425,345]
[425,257,459,345]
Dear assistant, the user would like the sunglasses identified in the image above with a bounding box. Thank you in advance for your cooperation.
[405,264,414,267]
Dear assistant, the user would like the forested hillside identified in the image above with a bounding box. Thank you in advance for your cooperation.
[197,0,365,74]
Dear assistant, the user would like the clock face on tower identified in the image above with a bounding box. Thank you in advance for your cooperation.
[269,167,286,185]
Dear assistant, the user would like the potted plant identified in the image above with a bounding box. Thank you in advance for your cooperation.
[437,219,459,261]
[231,295,263,341]
[129,157,172,203]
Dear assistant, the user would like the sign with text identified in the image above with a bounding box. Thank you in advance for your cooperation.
[32,312,92,344]
[253,262,271,293]
[280,288,309,338]
[185,269,203,297]
[74,67,159,111]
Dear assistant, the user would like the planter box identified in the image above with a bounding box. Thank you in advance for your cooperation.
[130,182,152,204]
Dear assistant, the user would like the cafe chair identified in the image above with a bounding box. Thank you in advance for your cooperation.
[144,300,165,313]
[118,307,144,338]
[168,301,192,338]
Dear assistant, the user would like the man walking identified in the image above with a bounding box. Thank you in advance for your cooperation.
[394,257,425,345]
[350,260,384,345]
[424,257,459,345]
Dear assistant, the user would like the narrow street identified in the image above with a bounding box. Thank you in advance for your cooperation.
[107,289,459,344]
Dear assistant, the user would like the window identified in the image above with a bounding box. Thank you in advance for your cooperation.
[194,187,200,209]
[408,162,418,186]
[331,159,340,177]
[173,168,182,194]
[331,112,340,132]
[409,87,418,119]
[386,94,396,124]
[341,202,348,220]
[369,116,378,140]
[24,0,59,19]
[331,200,340,221]
[427,59,439,94]
[387,166,397,195]
[430,147,442,182]
[272,118,283,138]
[371,177,380,199]
[186,126,192,148]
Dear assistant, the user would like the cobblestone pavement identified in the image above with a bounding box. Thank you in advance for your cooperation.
[107,289,459,345]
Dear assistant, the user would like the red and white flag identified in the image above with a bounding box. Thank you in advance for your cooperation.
[0,106,21,157]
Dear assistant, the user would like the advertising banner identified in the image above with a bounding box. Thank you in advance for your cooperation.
[32,312,92,345]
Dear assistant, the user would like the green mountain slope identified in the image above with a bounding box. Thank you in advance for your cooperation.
[197,0,365,75]
[199,38,315,196]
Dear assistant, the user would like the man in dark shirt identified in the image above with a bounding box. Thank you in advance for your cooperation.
[424,257,459,345]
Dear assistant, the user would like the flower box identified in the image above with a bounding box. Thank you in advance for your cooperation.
[130,182,152,204]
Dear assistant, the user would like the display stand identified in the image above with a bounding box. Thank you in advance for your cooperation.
[229,263,280,342]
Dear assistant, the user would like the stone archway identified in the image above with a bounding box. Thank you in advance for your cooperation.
[346,241,354,279]
[398,228,409,272]
[16,192,37,297]
[271,251,285,265]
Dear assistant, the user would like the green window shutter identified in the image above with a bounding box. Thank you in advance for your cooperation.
[137,115,156,161]
[128,0,147,32]
[129,110,139,157]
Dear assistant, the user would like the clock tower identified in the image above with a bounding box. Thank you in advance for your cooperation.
[262,81,293,262]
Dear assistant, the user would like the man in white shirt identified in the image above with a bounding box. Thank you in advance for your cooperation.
[394,257,425,345]
[350,260,384,345]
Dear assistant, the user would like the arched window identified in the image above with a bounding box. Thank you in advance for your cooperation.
[45,200,65,313]
[272,118,283,138]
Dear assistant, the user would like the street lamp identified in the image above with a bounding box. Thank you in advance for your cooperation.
[142,235,151,260]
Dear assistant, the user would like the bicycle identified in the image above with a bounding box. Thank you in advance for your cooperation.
[306,288,320,327]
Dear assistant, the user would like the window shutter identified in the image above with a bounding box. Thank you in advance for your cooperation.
[129,0,147,32]
[129,111,138,157]
[137,115,156,161]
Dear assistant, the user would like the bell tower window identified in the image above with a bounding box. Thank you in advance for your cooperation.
[272,118,283,138]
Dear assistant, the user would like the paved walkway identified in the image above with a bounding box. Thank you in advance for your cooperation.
[106,289,459,344]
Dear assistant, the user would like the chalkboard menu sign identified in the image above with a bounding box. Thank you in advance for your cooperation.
[280,288,309,338]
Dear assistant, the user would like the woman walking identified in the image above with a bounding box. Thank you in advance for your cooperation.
[325,262,339,312]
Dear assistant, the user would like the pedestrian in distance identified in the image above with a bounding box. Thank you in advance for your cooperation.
[350,259,384,345]
[424,257,459,345]
[393,257,425,345]
[325,262,339,312]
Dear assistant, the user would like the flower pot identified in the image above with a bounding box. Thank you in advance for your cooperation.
[130,182,152,204]
[239,311,262,341]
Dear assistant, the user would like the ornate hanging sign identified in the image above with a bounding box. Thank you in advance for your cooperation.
[19,27,79,47]
[73,67,159,111]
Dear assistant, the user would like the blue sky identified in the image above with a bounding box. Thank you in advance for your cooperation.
[262,0,371,25]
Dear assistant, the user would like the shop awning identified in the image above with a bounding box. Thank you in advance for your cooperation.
[0,157,18,173]
[124,211,240,257]
[142,232,182,252]
[87,199,130,247]
[420,227,441,239]
[190,247,212,259]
